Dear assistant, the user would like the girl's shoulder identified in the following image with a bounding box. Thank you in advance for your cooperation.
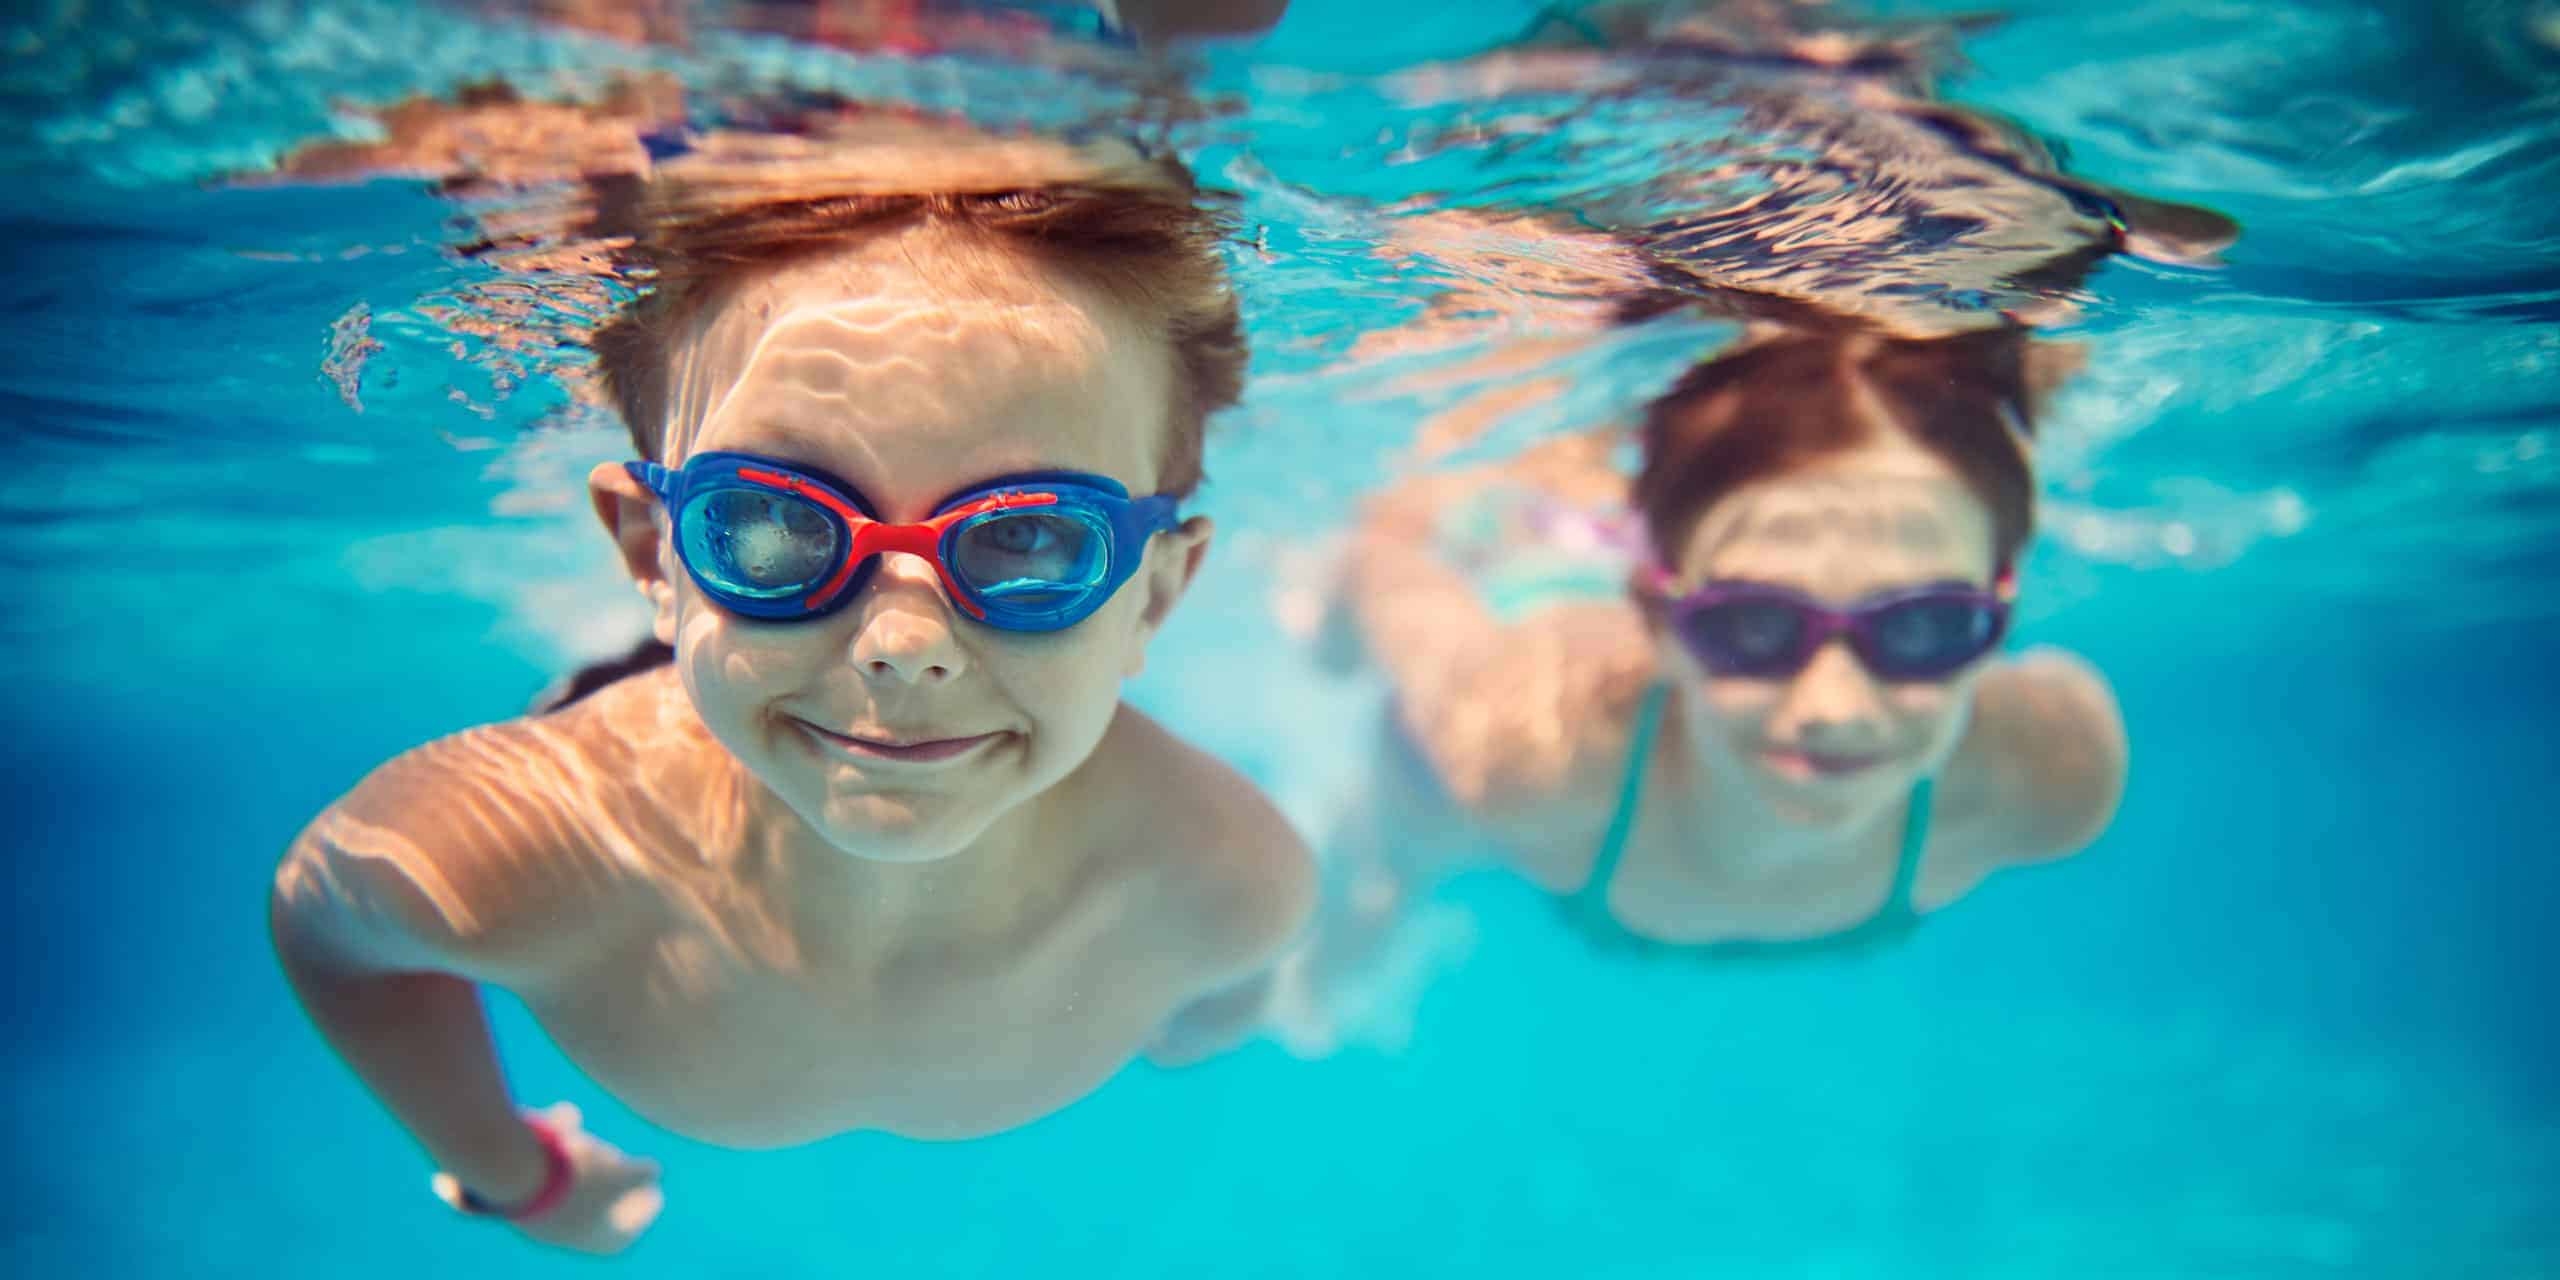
[1943,648,2129,867]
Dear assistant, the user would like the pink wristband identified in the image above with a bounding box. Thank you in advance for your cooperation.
[455,1115,575,1221]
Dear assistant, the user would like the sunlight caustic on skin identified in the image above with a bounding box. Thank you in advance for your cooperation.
[664,291,1117,470]
[657,237,1139,477]
[277,700,817,985]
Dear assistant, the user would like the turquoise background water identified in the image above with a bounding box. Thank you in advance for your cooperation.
[8,0,2557,1275]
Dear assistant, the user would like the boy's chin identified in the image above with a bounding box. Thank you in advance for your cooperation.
[811,792,1005,863]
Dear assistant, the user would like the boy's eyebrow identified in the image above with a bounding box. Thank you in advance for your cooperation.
[723,413,886,479]
[703,441,871,499]
[935,466,1127,504]
[724,450,1118,507]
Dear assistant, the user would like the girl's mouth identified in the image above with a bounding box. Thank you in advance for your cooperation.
[1760,746,1890,780]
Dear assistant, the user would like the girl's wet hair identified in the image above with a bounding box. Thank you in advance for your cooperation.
[1632,324,2078,574]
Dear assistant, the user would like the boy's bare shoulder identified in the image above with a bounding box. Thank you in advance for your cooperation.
[1084,705,1315,981]
[273,672,689,982]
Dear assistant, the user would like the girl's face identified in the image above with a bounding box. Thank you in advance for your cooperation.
[597,235,1207,862]
[1657,428,2002,831]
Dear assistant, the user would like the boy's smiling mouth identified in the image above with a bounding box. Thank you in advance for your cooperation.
[793,718,1009,764]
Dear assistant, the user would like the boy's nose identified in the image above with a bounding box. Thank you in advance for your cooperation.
[848,556,967,685]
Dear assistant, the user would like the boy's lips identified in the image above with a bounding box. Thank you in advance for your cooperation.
[796,720,1007,763]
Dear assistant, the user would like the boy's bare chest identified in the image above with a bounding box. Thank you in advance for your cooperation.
[521,899,1190,1148]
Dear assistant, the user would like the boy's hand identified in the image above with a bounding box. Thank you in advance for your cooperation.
[433,1103,663,1255]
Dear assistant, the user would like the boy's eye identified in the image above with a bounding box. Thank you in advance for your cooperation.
[953,511,1098,591]
[982,517,1054,555]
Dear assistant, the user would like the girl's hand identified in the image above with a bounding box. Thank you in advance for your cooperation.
[432,1102,664,1256]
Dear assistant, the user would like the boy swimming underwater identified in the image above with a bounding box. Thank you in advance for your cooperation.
[270,119,1313,1255]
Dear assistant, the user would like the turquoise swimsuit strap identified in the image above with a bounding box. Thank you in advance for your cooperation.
[1579,682,1937,921]
[1882,776,1935,917]
[1580,681,1670,909]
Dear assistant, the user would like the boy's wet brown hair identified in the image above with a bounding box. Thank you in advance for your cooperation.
[587,121,1245,497]
[1632,324,2080,577]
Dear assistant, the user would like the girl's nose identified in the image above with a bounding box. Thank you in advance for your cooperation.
[1767,640,1887,746]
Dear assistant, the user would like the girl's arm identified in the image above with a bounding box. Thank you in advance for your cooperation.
[1341,436,1652,822]
[1272,446,1651,1047]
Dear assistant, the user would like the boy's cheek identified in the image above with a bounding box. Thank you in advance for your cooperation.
[671,610,814,699]
[991,631,1138,728]
[992,630,1122,700]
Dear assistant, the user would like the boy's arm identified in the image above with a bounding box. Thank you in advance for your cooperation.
[268,727,606,1206]
[1168,733,1317,989]
[1129,717,1317,1067]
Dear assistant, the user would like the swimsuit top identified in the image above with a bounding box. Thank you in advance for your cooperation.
[1566,681,1934,961]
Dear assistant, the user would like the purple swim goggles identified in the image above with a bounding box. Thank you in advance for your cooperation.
[1653,575,2014,682]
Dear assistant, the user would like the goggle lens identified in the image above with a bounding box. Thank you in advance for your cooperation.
[948,507,1107,605]
[1868,596,2000,677]
[682,488,840,598]
[1684,599,1809,676]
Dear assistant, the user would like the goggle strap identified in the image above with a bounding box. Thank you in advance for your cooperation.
[626,460,678,500]
[1124,494,1181,542]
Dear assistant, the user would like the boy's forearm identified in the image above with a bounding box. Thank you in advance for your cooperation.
[273,928,552,1204]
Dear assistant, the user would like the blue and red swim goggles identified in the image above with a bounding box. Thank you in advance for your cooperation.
[626,450,1179,633]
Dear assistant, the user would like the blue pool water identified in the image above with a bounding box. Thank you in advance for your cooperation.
[9,1,2559,1276]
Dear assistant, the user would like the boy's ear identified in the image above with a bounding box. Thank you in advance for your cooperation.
[588,461,681,646]
[1124,514,1214,678]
